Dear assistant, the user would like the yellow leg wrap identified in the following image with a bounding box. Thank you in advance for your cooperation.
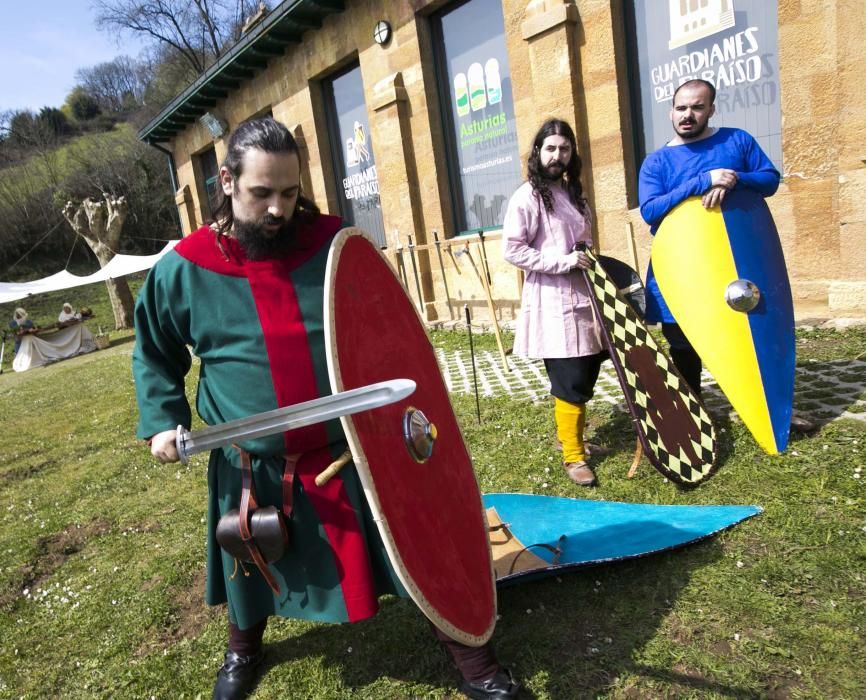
[554,398,586,463]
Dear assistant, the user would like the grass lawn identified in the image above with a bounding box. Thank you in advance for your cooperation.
[0,285,864,699]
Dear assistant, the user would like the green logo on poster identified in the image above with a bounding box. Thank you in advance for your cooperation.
[461,112,506,137]
[460,112,507,148]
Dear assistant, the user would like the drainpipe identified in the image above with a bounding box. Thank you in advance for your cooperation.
[146,139,179,194]
[146,138,182,234]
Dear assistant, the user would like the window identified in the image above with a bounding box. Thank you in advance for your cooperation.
[432,0,522,234]
[625,0,781,175]
[323,63,385,247]
[198,146,220,220]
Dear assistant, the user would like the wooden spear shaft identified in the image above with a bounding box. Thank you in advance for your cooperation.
[432,231,455,320]
[461,244,509,372]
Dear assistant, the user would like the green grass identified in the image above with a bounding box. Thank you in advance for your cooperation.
[0,312,864,699]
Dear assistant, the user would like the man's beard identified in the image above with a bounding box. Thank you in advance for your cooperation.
[675,117,709,140]
[233,215,296,260]
[541,161,565,181]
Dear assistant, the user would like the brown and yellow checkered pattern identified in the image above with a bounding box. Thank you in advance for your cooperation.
[583,249,718,485]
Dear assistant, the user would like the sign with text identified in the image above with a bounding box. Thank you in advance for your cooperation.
[438,0,522,232]
[327,64,385,246]
[631,0,781,168]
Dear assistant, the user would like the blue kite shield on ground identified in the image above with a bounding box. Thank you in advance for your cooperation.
[484,493,761,585]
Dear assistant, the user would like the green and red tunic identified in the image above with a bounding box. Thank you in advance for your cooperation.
[133,215,404,629]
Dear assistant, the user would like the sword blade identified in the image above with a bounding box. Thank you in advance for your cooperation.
[176,378,415,462]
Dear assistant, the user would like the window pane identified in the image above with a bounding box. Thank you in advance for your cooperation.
[199,147,220,219]
[437,0,522,232]
[326,64,385,246]
[630,0,782,168]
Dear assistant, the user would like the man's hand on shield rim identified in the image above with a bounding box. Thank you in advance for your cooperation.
[148,429,180,463]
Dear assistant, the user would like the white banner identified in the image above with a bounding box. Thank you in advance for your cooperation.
[0,240,179,304]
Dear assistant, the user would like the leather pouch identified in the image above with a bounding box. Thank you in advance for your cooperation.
[216,505,289,563]
[215,448,293,595]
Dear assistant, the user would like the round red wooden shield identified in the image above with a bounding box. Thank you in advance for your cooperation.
[325,229,496,646]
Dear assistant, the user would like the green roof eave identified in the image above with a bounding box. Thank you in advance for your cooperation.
[138,0,345,144]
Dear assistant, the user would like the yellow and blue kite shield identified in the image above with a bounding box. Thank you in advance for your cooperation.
[652,190,795,454]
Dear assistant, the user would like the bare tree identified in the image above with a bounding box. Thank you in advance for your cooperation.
[133,44,200,115]
[0,124,176,281]
[93,0,269,75]
[0,157,60,265]
[0,112,72,271]
[0,110,65,186]
[75,57,147,113]
[1,110,65,154]
[62,196,135,329]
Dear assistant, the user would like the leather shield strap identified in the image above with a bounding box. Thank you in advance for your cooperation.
[237,447,282,596]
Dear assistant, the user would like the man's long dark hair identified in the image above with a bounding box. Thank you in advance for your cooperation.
[211,117,319,234]
[527,119,587,216]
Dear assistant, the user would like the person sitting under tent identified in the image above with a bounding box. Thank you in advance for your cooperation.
[9,307,35,353]
[11,307,96,372]
[58,302,82,324]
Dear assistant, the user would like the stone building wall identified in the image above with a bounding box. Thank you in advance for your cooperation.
[162,0,866,323]
[773,0,866,315]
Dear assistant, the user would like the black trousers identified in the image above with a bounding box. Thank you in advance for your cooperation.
[662,323,703,396]
[544,351,608,404]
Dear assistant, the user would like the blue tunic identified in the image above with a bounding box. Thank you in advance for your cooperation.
[638,127,780,323]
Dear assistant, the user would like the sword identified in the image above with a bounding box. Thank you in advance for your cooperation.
[175,378,416,463]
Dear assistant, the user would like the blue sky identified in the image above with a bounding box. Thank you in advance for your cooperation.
[0,1,147,114]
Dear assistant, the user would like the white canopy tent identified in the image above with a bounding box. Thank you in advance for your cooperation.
[0,240,180,305]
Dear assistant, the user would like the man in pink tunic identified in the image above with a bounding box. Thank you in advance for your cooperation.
[503,119,607,486]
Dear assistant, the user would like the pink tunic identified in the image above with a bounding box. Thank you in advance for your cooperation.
[502,182,603,359]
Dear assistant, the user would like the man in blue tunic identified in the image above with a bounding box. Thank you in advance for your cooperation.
[638,78,780,397]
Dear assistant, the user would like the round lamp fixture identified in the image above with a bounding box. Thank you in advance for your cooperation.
[373,20,392,46]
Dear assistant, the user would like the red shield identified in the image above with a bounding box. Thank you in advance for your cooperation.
[325,229,496,646]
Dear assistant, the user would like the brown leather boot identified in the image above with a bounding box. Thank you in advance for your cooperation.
[563,461,597,486]
[790,415,817,433]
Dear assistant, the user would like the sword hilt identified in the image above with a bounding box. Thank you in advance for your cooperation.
[176,425,192,464]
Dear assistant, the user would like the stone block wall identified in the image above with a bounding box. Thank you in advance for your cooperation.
[160,0,866,322]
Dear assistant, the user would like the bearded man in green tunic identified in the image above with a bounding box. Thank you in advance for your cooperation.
[133,118,519,700]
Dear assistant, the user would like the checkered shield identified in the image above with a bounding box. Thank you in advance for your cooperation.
[580,248,718,485]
